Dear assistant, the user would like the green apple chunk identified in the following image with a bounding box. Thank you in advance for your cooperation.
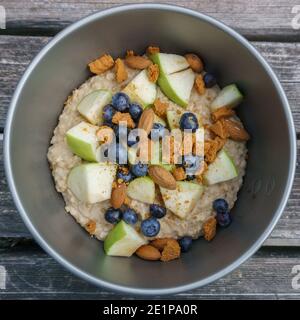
[127,177,155,204]
[104,221,147,257]
[67,163,117,204]
[210,84,243,111]
[158,68,195,107]
[150,53,189,75]
[160,181,204,219]
[77,89,112,125]
[122,70,157,108]
[66,121,100,162]
[204,149,238,185]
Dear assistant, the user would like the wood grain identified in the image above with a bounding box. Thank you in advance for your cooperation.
[1,0,300,40]
[1,136,300,246]
[0,36,299,129]
[0,244,299,299]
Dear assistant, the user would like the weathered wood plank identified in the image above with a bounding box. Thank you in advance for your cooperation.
[1,0,300,40]
[0,244,299,299]
[0,36,299,129]
[1,136,300,246]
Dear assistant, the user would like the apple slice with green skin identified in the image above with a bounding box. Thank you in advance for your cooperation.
[150,53,189,75]
[127,177,155,204]
[122,70,157,108]
[67,163,117,204]
[204,149,238,185]
[157,68,195,107]
[66,121,100,162]
[104,221,147,257]
[77,89,112,125]
[160,181,204,219]
[210,84,243,111]
[150,53,194,107]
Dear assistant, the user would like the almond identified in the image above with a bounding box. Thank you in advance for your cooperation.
[160,239,181,262]
[125,55,152,69]
[151,238,172,251]
[148,165,177,190]
[222,119,250,141]
[110,183,126,209]
[136,245,161,261]
[185,53,204,72]
[138,108,154,135]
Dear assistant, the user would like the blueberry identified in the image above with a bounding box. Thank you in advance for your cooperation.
[141,217,160,237]
[108,142,127,164]
[150,204,166,219]
[112,92,130,111]
[149,123,167,141]
[203,73,217,88]
[179,236,193,253]
[115,143,127,164]
[127,130,140,147]
[123,208,138,225]
[182,154,202,175]
[102,104,116,123]
[179,112,199,132]
[105,207,122,224]
[129,103,143,121]
[217,211,232,227]
[130,162,148,177]
[117,167,134,183]
[114,124,128,142]
[213,198,229,214]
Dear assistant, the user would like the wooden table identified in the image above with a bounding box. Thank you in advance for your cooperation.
[0,0,300,300]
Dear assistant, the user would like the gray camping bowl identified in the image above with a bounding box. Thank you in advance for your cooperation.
[4,4,296,295]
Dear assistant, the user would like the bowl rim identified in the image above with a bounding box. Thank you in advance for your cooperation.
[4,3,297,296]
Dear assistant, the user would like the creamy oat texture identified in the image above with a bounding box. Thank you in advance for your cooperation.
[47,65,247,241]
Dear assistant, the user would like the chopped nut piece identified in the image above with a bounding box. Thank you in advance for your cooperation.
[204,137,226,163]
[209,120,230,139]
[160,239,181,262]
[211,106,235,122]
[196,161,208,183]
[85,220,96,235]
[203,217,217,241]
[125,55,152,69]
[112,112,135,128]
[88,54,114,74]
[222,119,250,141]
[147,46,160,55]
[147,64,160,83]
[185,53,204,72]
[153,98,168,118]
[195,74,206,95]
[126,50,135,57]
[172,167,186,181]
[115,58,128,83]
